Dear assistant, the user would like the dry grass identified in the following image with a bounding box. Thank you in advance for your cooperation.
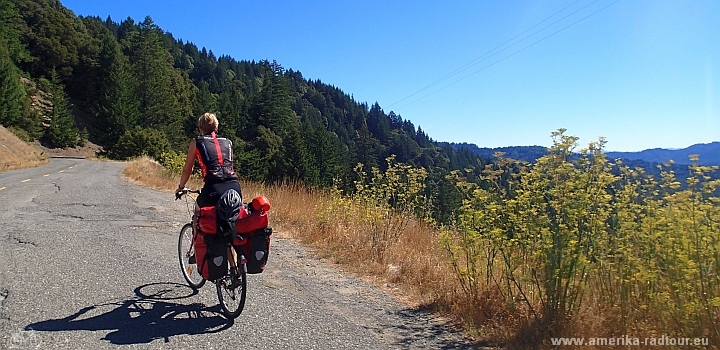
[121,155,197,191]
[0,125,48,172]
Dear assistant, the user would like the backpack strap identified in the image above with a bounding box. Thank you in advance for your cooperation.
[210,132,224,165]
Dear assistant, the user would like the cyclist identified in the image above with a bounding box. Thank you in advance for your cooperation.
[178,112,241,208]
[177,112,242,281]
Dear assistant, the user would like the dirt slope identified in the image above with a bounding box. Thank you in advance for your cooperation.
[0,126,47,172]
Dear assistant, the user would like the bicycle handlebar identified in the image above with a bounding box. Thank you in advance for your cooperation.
[175,188,201,200]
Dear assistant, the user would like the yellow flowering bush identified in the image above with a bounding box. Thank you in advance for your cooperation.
[443,129,720,342]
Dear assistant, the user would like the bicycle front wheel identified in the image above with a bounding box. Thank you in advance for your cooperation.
[178,223,205,289]
[216,268,247,319]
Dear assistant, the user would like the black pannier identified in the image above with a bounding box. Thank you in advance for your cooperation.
[199,234,228,281]
[246,227,272,274]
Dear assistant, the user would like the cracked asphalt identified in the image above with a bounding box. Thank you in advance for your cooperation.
[0,158,482,349]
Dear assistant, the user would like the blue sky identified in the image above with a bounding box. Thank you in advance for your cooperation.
[61,0,719,152]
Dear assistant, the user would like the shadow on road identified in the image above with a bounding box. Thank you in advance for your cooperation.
[24,282,232,345]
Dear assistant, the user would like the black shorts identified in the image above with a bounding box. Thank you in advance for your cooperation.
[197,181,242,208]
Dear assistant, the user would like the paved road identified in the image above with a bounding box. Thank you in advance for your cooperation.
[0,159,480,349]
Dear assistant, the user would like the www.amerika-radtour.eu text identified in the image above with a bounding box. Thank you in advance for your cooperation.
[551,335,709,347]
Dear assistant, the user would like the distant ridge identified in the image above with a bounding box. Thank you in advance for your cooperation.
[447,141,720,166]
[605,142,720,166]
[445,142,548,163]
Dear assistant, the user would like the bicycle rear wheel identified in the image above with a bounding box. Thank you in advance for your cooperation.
[216,267,247,319]
[178,223,206,289]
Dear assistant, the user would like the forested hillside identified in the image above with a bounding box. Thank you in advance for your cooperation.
[450,142,720,167]
[447,142,549,163]
[0,0,491,221]
[450,141,720,184]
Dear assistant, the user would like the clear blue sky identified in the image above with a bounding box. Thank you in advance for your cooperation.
[61,0,719,152]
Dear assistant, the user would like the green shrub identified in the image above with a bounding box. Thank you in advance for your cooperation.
[158,150,185,175]
[108,126,172,160]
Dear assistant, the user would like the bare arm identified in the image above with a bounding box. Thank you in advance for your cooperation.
[178,139,196,190]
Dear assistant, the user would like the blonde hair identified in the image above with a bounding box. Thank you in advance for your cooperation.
[198,113,219,134]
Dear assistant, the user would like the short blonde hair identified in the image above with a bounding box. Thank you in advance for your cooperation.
[198,113,219,134]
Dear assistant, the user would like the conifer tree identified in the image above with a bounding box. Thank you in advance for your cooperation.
[249,61,296,136]
[306,121,345,186]
[367,102,390,143]
[246,61,315,181]
[45,70,79,148]
[274,125,315,182]
[352,125,382,170]
[166,68,196,149]
[13,0,83,79]
[216,83,245,137]
[129,18,177,127]
[93,34,139,147]
[194,80,217,116]
[127,16,193,149]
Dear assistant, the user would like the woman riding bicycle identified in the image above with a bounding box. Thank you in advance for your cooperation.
[177,112,242,210]
[177,113,242,275]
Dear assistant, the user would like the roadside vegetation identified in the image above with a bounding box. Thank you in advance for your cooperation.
[123,129,720,349]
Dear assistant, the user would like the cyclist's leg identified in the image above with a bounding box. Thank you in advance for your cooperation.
[228,244,240,288]
[187,203,200,264]
[196,183,214,208]
[228,245,237,268]
[193,202,200,231]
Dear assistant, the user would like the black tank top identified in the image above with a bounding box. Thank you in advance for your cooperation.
[195,132,238,184]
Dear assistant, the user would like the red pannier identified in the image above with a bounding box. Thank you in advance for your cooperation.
[197,206,217,234]
[235,210,268,234]
[198,205,250,234]
[236,195,272,274]
[199,195,270,235]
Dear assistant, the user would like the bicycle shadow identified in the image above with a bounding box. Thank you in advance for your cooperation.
[24,282,232,345]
